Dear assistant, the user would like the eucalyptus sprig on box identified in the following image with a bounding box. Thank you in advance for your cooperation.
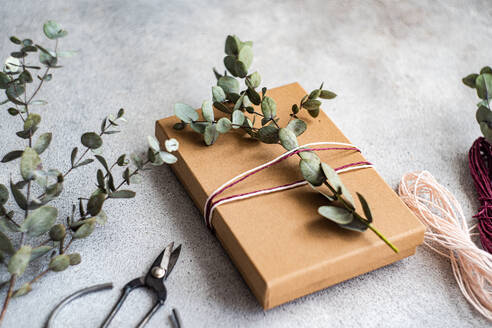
[173,35,398,253]
[0,21,178,325]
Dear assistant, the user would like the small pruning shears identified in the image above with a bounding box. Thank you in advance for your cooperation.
[46,242,182,328]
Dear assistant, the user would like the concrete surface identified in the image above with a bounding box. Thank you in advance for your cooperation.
[0,0,490,327]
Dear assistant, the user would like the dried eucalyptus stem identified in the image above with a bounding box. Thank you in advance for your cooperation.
[0,21,179,325]
[173,35,398,253]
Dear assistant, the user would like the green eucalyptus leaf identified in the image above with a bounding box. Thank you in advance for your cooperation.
[31,100,48,106]
[319,90,337,99]
[21,148,42,181]
[159,151,177,164]
[302,99,321,110]
[476,106,492,124]
[49,254,70,272]
[463,74,478,88]
[278,128,299,151]
[33,133,52,154]
[357,192,373,223]
[24,113,41,132]
[318,206,353,225]
[109,190,136,198]
[81,132,102,149]
[321,162,354,208]
[234,60,248,78]
[300,157,324,186]
[68,253,81,265]
[476,73,492,100]
[258,126,279,144]
[261,96,277,120]
[225,35,240,55]
[232,110,245,128]
[87,193,105,216]
[174,103,199,123]
[49,224,66,241]
[216,117,232,133]
[308,108,320,118]
[0,72,11,89]
[6,84,25,100]
[19,70,33,83]
[190,121,208,134]
[95,210,107,225]
[43,20,68,39]
[204,124,219,146]
[12,283,31,298]
[213,101,232,114]
[212,86,226,103]
[8,246,31,276]
[0,184,8,205]
[1,150,23,163]
[39,50,57,67]
[309,89,321,99]
[164,138,179,152]
[246,88,261,105]
[481,67,492,74]
[245,71,261,89]
[0,230,14,255]
[340,217,368,232]
[9,36,21,44]
[74,158,94,168]
[10,180,27,210]
[131,153,143,169]
[173,122,186,130]
[21,206,57,237]
[480,122,492,143]
[202,100,214,122]
[238,45,253,69]
[147,136,160,152]
[73,221,95,239]
[223,55,238,76]
[218,76,239,95]
[30,245,53,261]
[286,119,307,136]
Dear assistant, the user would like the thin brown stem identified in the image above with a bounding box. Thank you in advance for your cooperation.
[0,275,16,324]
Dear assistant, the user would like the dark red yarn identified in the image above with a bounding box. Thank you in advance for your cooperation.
[468,137,492,253]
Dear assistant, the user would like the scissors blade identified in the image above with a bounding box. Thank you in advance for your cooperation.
[165,244,181,280]
[159,242,174,274]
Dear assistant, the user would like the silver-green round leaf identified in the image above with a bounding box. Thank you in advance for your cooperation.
[202,100,214,122]
[81,132,103,149]
[174,103,199,123]
[318,206,353,225]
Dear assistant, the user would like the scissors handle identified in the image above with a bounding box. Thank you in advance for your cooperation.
[136,300,164,328]
[100,278,144,328]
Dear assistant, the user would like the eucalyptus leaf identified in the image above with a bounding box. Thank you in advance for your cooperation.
[232,110,245,128]
[81,132,103,149]
[261,97,277,120]
[49,254,70,272]
[218,76,239,95]
[245,71,261,89]
[212,86,226,103]
[217,117,232,133]
[302,99,321,110]
[12,283,31,298]
[318,206,353,225]
[159,151,177,164]
[321,162,354,208]
[286,119,307,136]
[30,245,53,261]
[174,103,198,123]
[319,90,337,99]
[164,138,179,152]
[147,136,160,152]
[204,124,219,146]
[109,190,136,198]
[202,100,214,122]
[190,121,208,134]
[278,128,299,151]
[10,179,27,210]
[24,113,41,132]
[0,72,11,89]
[73,221,95,239]
[43,20,68,39]
[69,253,81,265]
[223,55,238,76]
[476,106,492,124]
[258,126,279,144]
[300,157,324,186]
[1,150,23,163]
[225,35,240,55]
[8,246,31,276]
[476,73,492,100]
[21,206,57,237]
[20,148,42,181]
[87,193,105,216]
[238,45,253,69]
[33,133,52,154]
[357,192,373,223]
[49,224,66,241]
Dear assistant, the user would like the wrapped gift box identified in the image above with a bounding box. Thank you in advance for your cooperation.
[155,82,425,309]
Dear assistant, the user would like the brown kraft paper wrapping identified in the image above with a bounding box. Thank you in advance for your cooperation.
[155,82,425,309]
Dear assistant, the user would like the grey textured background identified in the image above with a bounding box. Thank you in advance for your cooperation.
[0,0,490,327]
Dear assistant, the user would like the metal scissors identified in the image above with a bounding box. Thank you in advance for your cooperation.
[101,242,182,328]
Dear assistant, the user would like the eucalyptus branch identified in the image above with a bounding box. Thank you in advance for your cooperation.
[173,34,397,253]
[0,21,179,325]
